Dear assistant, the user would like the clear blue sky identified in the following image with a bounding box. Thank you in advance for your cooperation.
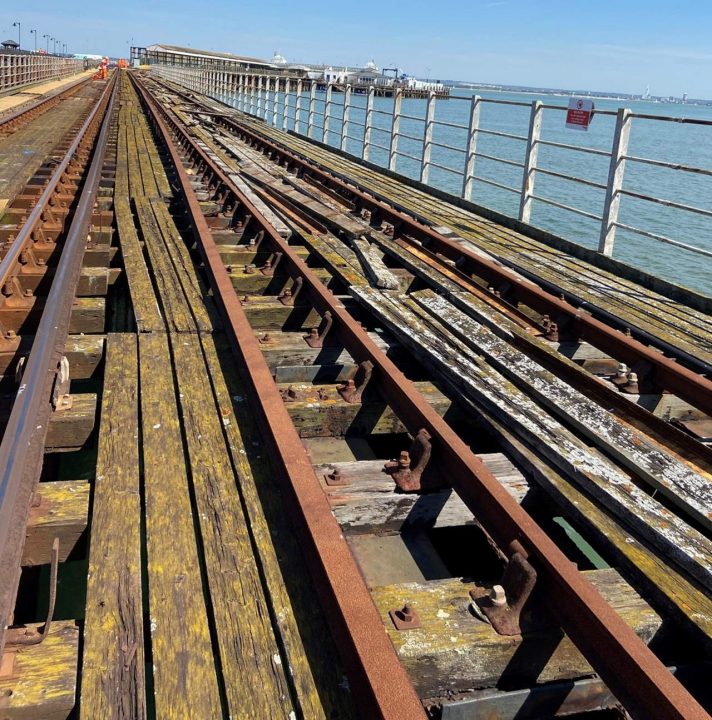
[2,1,711,97]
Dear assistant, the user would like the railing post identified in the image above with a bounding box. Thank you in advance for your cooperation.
[420,91,436,184]
[363,86,375,161]
[250,76,256,115]
[322,82,333,143]
[272,76,279,126]
[295,80,304,134]
[389,89,403,171]
[257,75,263,116]
[519,100,544,224]
[341,84,352,152]
[307,81,317,138]
[461,94,482,200]
[283,86,290,131]
[599,108,632,256]
[264,76,271,121]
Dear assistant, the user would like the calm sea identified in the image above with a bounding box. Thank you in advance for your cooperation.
[218,86,712,298]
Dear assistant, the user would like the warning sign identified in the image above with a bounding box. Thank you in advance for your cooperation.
[565,98,594,131]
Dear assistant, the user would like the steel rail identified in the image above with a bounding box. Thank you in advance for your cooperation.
[135,73,709,720]
[0,74,117,657]
[131,72,427,720]
[187,102,712,409]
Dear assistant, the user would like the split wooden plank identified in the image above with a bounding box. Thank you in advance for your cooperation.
[44,393,97,452]
[200,330,352,718]
[133,197,196,333]
[0,621,79,720]
[371,570,660,697]
[22,481,89,566]
[114,196,164,332]
[81,333,146,719]
[353,287,712,590]
[413,289,712,531]
[139,332,222,718]
[149,199,215,332]
[169,333,295,717]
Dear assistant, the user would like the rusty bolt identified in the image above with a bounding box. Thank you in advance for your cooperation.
[622,372,639,394]
[612,363,629,386]
[287,385,298,399]
[244,264,256,274]
[541,314,551,330]
[307,328,319,340]
[317,388,329,400]
[398,450,410,470]
[400,604,416,622]
[545,322,559,342]
[23,288,33,297]
[490,585,507,607]
[624,327,632,337]
[225,265,233,273]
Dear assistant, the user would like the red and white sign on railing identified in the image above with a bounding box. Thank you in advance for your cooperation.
[565,97,594,130]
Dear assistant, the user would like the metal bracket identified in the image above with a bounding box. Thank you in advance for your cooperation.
[384,428,436,492]
[304,311,333,348]
[5,537,59,648]
[279,385,302,403]
[324,467,348,486]
[470,552,537,636]
[389,603,421,631]
[338,360,374,403]
[51,356,72,411]
[279,276,303,306]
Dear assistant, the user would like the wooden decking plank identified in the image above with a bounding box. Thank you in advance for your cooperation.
[133,197,195,332]
[149,199,214,332]
[81,333,146,720]
[114,196,164,332]
[205,333,355,718]
[138,332,222,718]
[169,332,295,717]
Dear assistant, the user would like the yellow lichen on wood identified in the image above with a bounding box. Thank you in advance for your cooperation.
[81,334,146,720]
[0,621,78,720]
[139,333,222,719]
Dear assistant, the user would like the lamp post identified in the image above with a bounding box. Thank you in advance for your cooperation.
[62,43,67,56]
[12,22,21,50]
[43,34,49,52]
[53,38,58,55]
[30,29,36,52]
[50,37,54,54]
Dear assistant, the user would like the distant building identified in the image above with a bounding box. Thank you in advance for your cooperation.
[1,39,20,51]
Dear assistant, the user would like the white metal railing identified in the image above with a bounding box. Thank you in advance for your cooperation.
[0,53,84,94]
[150,64,712,267]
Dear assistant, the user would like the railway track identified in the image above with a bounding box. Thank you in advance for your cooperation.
[0,69,709,719]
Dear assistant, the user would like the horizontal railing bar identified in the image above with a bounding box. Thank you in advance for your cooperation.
[371,108,394,116]
[395,149,424,162]
[473,175,523,194]
[430,139,466,154]
[345,134,364,143]
[630,113,712,126]
[428,159,463,175]
[534,165,607,190]
[480,97,532,107]
[395,130,424,142]
[475,151,524,168]
[433,118,468,130]
[619,188,712,219]
[368,141,391,152]
[475,127,528,142]
[369,126,392,136]
[530,193,603,221]
[348,118,367,128]
[614,221,712,258]
[541,103,617,116]
[623,153,712,178]
[537,137,611,157]
[399,112,425,122]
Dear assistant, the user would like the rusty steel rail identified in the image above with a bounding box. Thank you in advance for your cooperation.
[0,74,117,658]
[134,73,709,720]
[158,85,712,414]
[0,73,92,137]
